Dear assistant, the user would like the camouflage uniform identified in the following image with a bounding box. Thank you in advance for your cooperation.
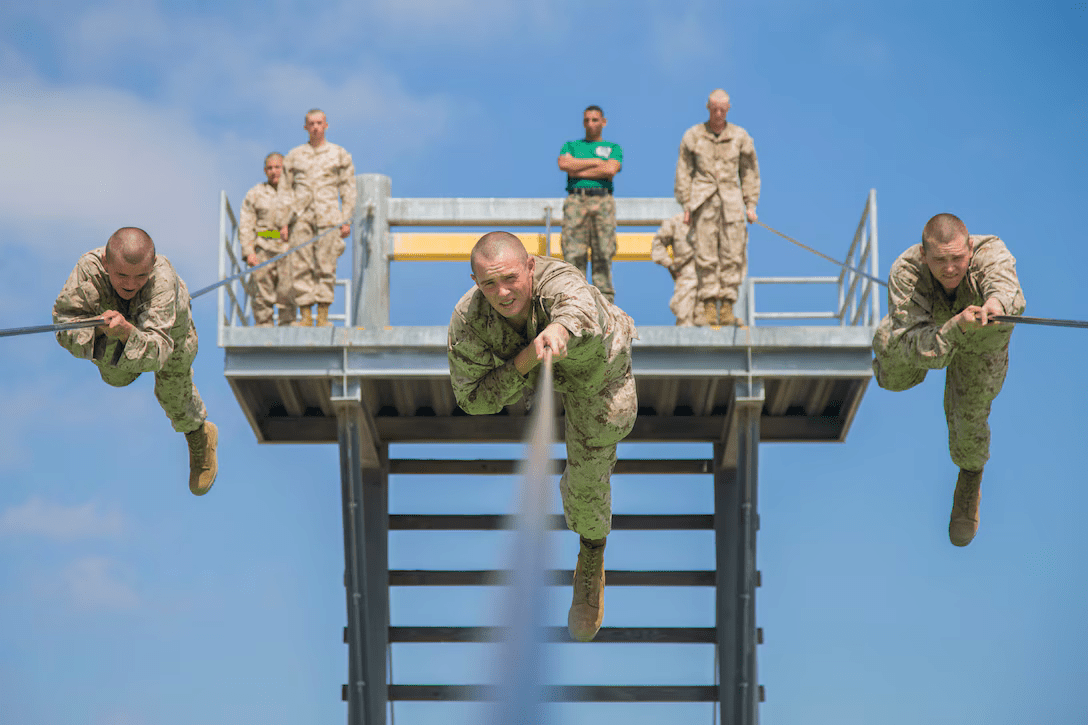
[872,235,1026,471]
[562,192,618,302]
[651,213,697,326]
[239,179,291,325]
[674,122,760,303]
[448,256,638,540]
[282,140,357,306]
[53,248,207,434]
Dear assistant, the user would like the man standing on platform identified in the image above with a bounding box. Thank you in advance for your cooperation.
[872,213,1025,547]
[448,231,637,642]
[558,105,623,302]
[282,108,357,327]
[650,212,698,326]
[240,152,294,326]
[53,227,219,495]
[675,89,760,326]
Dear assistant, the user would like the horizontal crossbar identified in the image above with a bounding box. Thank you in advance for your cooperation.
[389,458,713,475]
[389,514,714,531]
[387,684,719,702]
[388,626,716,644]
[389,570,716,586]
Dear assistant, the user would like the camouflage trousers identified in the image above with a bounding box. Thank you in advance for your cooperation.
[559,363,638,540]
[873,323,1012,471]
[283,222,346,307]
[250,245,291,325]
[96,325,207,434]
[561,193,617,302]
[669,261,698,326]
[691,194,748,303]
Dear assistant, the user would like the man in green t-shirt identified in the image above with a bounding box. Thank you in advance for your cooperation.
[558,105,623,302]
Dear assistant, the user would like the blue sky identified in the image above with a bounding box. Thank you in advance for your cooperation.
[1,1,1086,724]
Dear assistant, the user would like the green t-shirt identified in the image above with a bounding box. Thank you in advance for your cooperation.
[560,139,623,193]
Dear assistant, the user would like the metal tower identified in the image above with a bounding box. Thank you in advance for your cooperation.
[217,175,880,724]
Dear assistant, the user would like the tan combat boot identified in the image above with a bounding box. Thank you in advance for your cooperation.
[186,421,219,496]
[316,303,332,327]
[703,299,719,326]
[297,305,313,327]
[568,536,606,642]
[718,300,736,326]
[277,306,296,326]
[949,468,983,546]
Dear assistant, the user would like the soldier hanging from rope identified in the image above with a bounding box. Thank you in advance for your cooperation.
[53,227,219,495]
[873,213,1025,546]
[448,231,638,642]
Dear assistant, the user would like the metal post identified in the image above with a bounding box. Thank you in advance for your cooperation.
[337,404,389,724]
[715,382,762,725]
[354,174,392,329]
[868,189,880,325]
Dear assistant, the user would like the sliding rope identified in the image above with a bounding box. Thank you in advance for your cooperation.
[491,349,556,724]
[0,226,340,339]
[754,219,887,287]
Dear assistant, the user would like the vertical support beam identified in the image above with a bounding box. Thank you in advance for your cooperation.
[337,403,389,724]
[868,188,880,326]
[716,380,763,724]
[354,173,392,329]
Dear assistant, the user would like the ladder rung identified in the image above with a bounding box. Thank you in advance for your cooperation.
[388,626,717,644]
[389,513,714,530]
[389,570,716,586]
[389,459,713,475]
[388,684,719,702]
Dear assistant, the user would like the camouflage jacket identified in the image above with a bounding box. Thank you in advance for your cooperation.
[675,121,760,220]
[879,235,1026,367]
[239,180,290,256]
[651,213,694,272]
[283,140,357,229]
[53,248,196,373]
[448,256,636,415]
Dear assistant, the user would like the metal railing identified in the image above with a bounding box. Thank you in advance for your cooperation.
[217,178,879,330]
[216,191,351,330]
[741,189,879,326]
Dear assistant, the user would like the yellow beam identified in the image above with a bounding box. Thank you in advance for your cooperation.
[392,232,657,262]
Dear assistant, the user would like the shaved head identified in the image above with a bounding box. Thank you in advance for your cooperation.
[921,213,968,252]
[470,231,527,276]
[708,89,730,105]
[104,227,156,266]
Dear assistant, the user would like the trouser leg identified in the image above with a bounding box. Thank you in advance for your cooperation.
[944,336,1010,471]
[561,195,590,278]
[313,226,346,305]
[691,195,724,302]
[153,325,207,434]
[588,195,617,302]
[559,367,638,541]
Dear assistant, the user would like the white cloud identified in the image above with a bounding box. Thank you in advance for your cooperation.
[59,555,141,610]
[0,497,124,540]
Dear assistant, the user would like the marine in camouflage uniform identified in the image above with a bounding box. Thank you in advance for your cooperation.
[873,214,1025,546]
[239,152,293,326]
[282,109,357,326]
[558,105,623,302]
[651,212,698,326]
[675,89,760,326]
[448,232,637,641]
[53,228,218,495]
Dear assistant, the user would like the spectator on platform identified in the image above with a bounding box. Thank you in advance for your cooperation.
[447,232,637,642]
[558,105,623,303]
[240,152,294,326]
[53,227,218,495]
[281,109,356,327]
[675,89,760,327]
[650,212,698,326]
[872,213,1025,547]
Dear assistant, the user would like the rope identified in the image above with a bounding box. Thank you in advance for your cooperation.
[491,348,555,724]
[0,226,340,339]
[754,219,887,287]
